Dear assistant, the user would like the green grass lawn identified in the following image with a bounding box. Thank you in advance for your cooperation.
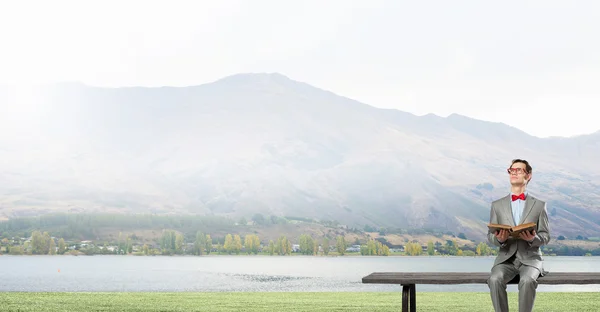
[1,292,599,311]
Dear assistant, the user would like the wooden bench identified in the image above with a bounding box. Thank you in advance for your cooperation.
[362,272,600,312]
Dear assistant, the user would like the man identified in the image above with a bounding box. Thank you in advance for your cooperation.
[487,159,551,312]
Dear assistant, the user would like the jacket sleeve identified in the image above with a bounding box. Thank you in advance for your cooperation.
[487,203,507,248]
[528,202,551,248]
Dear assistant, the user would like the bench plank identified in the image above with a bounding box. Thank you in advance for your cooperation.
[362,272,600,312]
[362,272,600,285]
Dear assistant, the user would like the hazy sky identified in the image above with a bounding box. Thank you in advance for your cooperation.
[1,0,599,138]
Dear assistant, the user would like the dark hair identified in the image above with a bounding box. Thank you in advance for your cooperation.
[511,159,532,182]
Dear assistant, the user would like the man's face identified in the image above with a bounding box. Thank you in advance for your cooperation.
[508,162,529,185]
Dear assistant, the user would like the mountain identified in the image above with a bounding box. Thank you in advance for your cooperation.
[1,73,599,240]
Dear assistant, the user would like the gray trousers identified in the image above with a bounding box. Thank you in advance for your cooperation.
[487,256,541,312]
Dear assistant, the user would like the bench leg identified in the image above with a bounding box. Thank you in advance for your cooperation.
[401,284,416,312]
[410,284,416,312]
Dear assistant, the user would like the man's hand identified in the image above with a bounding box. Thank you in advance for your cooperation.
[495,229,509,243]
[519,229,536,242]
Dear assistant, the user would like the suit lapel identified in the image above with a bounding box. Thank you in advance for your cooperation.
[519,195,536,225]
[503,195,516,226]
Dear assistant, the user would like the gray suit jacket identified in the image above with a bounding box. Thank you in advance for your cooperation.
[487,194,551,276]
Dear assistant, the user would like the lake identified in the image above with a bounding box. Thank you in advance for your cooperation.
[1,255,599,292]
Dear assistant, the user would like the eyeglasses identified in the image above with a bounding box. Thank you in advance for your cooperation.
[507,168,528,175]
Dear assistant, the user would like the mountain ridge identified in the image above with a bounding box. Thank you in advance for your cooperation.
[35,72,598,139]
[1,73,598,241]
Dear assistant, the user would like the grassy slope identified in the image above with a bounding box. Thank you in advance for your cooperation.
[1,292,599,312]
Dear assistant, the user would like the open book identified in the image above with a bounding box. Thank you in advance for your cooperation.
[488,222,536,238]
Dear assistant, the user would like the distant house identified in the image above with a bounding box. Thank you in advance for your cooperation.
[346,245,361,252]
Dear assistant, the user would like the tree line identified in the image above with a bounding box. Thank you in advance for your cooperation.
[2,213,597,257]
[402,240,495,256]
[2,230,68,255]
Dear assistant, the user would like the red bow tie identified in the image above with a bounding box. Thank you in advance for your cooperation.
[512,193,526,201]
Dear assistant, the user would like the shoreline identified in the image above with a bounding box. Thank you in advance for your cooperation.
[1,253,598,257]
